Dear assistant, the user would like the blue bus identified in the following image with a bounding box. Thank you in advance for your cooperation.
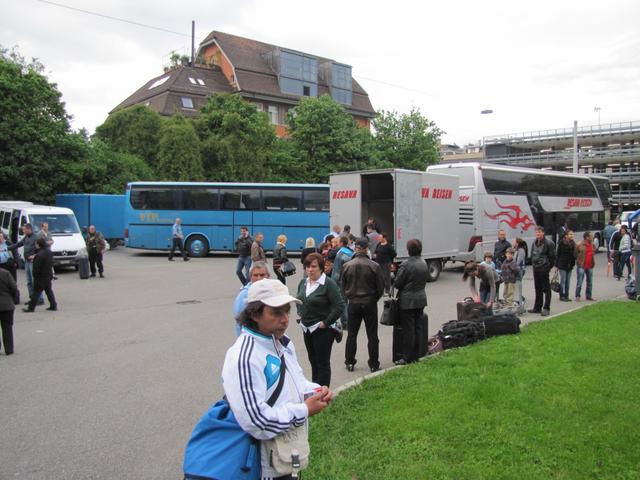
[124,182,330,256]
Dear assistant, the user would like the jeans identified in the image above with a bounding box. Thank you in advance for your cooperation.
[533,269,551,311]
[236,255,252,285]
[619,252,632,277]
[169,238,188,260]
[575,267,593,299]
[24,261,42,302]
[345,300,379,369]
[558,268,572,298]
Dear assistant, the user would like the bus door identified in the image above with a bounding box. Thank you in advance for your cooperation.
[394,171,423,258]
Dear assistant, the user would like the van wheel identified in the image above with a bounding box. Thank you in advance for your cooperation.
[425,259,442,282]
[186,235,209,258]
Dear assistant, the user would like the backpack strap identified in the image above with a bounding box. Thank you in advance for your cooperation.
[266,355,286,407]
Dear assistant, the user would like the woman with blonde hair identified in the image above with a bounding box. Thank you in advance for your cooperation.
[301,237,320,265]
[272,234,288,284]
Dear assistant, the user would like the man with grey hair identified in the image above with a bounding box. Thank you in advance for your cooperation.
[232,261,270,336]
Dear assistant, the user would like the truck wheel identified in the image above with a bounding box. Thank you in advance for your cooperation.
[425,259,442,282]
[186,235,209,258]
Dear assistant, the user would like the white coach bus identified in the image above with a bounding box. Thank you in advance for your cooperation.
[427,162,606,262]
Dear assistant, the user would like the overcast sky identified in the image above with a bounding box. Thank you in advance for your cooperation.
[3,0,640,146]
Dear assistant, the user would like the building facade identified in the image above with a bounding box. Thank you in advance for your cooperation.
[440,121,640,212]
[112,31,376,137]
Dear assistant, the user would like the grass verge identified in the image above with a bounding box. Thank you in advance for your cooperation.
[306,301,640,480]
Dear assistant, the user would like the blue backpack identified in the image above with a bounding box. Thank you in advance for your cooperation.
[183,357,286,480]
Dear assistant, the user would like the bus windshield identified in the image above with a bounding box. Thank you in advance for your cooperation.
[31,214,81,235]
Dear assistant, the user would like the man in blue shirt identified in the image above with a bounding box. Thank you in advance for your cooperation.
[232,261,270,336]
[168,218,189,261]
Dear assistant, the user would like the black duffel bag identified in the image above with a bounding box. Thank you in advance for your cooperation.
[481,313,521,336]
[440,319,486,350]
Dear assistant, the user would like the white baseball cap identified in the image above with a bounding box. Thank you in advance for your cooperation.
[247,279,301,307]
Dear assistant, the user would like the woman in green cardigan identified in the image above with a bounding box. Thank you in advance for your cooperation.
[296,252,345,387]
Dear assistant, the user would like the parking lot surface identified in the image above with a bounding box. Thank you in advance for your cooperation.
[0,248,626,479]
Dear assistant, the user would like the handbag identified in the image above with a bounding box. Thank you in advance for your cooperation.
[183,356,286,480]
[550,268,560,293]
[281,260,297,277]
[380,289,400,326]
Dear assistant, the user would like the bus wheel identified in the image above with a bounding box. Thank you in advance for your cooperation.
[425,259,442,282]
[186,235,209,258]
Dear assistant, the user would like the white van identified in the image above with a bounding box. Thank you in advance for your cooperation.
[0,204,86,268]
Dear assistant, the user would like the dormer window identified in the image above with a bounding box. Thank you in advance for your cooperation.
[197,79,205,86]
[148,76,170,90]
[181,97,194,109]
[188,77,197,84]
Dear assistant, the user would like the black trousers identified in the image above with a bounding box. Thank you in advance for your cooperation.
[533,269,551,311]
[379,262,392,294]
[169,238,188,259]
[29,278,56,310]
[0,310,14,354]
[88,249,104,274]
[303,327,334,387]
[345,300,379,369]
[399,308,423,363]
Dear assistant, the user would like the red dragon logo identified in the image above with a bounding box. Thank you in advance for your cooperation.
[484,197,536,231]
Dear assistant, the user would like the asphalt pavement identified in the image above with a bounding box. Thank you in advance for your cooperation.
[0,248,629,479]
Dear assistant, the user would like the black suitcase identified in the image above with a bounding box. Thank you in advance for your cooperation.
[78,256,90,279]
[481,313,521,336]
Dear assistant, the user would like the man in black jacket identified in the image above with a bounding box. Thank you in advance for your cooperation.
[23,238,57,313]
[341,237,384,373]
[234,226,253,286]
[528,227,555,316]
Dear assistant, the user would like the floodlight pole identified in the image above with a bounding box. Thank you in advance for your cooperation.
[572,120,579,173]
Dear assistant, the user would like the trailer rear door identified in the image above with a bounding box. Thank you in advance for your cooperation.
[394,171,423,258]
[330,173,362,233]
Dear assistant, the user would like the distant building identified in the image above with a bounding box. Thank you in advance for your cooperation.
[440,121,640,210]
[112,31,376,137]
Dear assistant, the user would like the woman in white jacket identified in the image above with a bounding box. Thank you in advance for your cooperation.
[223,279,333,480]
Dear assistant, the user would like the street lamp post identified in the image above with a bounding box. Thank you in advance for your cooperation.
[480,109,493,160]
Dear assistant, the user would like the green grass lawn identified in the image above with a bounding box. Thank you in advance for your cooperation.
[306,301,640,480]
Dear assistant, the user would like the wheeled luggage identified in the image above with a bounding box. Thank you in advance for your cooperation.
[78,256,90,279]
[481,313,521,336]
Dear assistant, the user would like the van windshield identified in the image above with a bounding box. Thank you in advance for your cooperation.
[30,214,81,235]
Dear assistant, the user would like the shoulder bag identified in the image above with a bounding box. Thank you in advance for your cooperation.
[281,260,297,277]
[550,268,560,293]
[263,356,310,477]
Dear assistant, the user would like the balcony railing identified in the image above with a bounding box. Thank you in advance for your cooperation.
[485,144,640,167]
[483,120,640,145]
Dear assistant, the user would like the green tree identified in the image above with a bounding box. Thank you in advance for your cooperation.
[94,105,163,169]
[196,93,276,181]
[0,47,86,203]
[286,95,374,183]
[156,116,203,181]
[372,108,443,171]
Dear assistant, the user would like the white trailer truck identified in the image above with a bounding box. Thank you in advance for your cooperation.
[329,168,459,282]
